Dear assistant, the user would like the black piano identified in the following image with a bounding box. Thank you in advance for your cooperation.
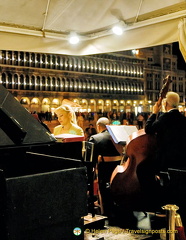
[0,84,87,240]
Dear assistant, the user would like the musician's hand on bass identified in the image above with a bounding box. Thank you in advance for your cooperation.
[152,101,162,114]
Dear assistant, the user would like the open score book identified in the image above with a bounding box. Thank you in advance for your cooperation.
[106,125,138,145]
[53,134,85,143]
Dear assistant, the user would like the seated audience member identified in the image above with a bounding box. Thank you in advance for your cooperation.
[77,112,84,128]
[84,123,97,141]
[89,117,122,224]
[137,113,144,129]
[145,91,186,172]
[31,112,51,132]
[53,105,84,136]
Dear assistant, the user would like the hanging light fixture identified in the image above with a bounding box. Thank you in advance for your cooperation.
[112,21,126,35]
[69,32,80,45]
[112,25,123,35]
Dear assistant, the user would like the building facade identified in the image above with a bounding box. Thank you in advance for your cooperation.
[140,44,185,113]
[0,43,185,116]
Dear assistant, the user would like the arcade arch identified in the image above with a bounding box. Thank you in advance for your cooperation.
[30,97,40,112]
[97,99,104,112]
[73,99,80,105]
[119,100,125,112]
[112,100,119,112]
[51,98,60,108]
[89,99,96,112]
[20,97,30,106]
[105,100,111,112]
[81,99,88,111]
[42,98,50,112]
[50,98,60,115]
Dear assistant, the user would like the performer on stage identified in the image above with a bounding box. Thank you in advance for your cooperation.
[145,91,186,172]
[89,117,121,224]
[53,105,84,136]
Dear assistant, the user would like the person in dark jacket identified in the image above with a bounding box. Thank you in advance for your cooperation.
[84,124,97,141]
[89,117,122,224]
[145,91,186,172]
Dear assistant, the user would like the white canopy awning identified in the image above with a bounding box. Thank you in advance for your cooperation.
[0,0,186,60]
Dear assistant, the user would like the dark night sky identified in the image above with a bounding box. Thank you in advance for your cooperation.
[172,42,186,70]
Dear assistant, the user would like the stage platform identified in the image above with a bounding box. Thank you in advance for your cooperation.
[84,213,163,240]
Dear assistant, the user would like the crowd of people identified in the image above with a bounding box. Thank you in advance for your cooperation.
[32,109,152,133]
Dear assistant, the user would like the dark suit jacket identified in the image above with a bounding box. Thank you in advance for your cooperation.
[89,129,121,198]
[145,109,186,171]
[89,129,120,163]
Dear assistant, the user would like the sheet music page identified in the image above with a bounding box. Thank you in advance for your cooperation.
[106,125,138,144]
[123,125,138,136]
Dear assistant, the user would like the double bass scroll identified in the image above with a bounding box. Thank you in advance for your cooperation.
[157,75,172,107]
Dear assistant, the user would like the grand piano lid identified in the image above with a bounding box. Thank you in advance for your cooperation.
[0,84,56,147]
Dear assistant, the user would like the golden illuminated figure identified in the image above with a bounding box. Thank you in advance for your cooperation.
[53,105,84,136]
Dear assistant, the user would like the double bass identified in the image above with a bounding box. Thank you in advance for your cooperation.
[110,75,172,211]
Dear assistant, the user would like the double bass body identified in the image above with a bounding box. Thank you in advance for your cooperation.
[110,76,172,212]
[110,130,162,211]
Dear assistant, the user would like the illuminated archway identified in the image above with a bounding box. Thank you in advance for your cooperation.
[52,98,60,107]
[30,97,40,112]
[97,99,104,112]
[42,98,50,112]
[126,100,132,113]
[89,99,96,112]
[112,100,119,111]
[81,99,88,112]
[20,97,30,111]
[119,100,125,112]
[105,100,111,112]
[50,98,60,114]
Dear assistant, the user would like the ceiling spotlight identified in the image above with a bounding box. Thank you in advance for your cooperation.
[112,26,123,35]
[69,33,80,45]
